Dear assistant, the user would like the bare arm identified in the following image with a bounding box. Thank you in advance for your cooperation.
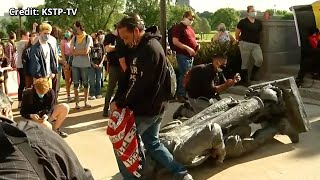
[105,44,116,53]
[235,28,241,41]
[212,33,220,42]
[229,32,236,42]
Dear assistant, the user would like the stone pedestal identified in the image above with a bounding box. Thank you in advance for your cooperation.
[255,20,300,80]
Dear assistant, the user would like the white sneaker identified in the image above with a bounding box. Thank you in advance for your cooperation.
[183,174,194,180]
[88,96,96,100]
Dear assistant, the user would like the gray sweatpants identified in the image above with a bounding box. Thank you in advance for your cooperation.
[239,41,263,69]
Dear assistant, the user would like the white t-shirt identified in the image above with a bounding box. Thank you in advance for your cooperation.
[41,43,51,76]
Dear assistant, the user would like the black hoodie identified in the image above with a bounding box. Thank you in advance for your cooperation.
[113,26,167,116]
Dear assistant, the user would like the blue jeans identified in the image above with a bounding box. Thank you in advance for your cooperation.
[89,66,102,96]
[72,66,89,88]
[115,114,187,180]
[176,54,193,97]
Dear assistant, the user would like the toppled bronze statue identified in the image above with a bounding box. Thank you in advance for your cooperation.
[143,77,310,177]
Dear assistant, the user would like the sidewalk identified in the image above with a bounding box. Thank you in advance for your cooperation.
[11,90,320,180]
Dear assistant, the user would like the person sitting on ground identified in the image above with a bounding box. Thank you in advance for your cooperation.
[20,78,69,138]
[173,53,241,119]
[0,91,94,179]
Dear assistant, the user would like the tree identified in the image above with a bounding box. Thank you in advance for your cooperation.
[167,4,190,27]
[0,18,21,36]
[198,11,214,19]
[210,8,240,31]
[199,18,211,33]
[126,0,161,27]
[25,0,125,33]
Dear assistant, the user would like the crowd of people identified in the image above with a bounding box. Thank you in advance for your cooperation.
[0,6,270,180]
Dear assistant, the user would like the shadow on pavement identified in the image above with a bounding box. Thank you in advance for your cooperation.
[186,119,320,180]
[111,173,122,180]
[62,111,109,135]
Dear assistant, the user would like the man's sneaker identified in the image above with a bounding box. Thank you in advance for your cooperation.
[67,96,73,103]
[55,129,68,138]
[88,96,96,100]
[75,103,81,109]
[84,103,91,108]
[182,173,194,180]
[96,95,103,99]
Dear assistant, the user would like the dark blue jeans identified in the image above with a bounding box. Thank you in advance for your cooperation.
[176,54,193,97]
[89,66,102,96]
[114,114,187,180]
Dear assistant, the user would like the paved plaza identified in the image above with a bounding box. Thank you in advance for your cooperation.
[11,89,320,180]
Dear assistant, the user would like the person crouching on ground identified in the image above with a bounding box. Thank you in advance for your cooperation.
[173,53,241,119]
[20,78,69,138]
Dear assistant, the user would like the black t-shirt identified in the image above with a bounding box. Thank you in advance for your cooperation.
[186,63,226,99]
[104,34,120,66]
[237,18,262,44]
[90,42,105,65]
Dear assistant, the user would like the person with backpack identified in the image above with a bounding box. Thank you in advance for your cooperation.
[22,32,37,89]
[88,32,105,100]
[16,30,30,108]
[110,15,193,180]
[172,10,200,103]
[0,90,94,180]
[71,21,93,109]
[173,54,241,119]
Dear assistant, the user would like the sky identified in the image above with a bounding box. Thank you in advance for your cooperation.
[0,0,318,16]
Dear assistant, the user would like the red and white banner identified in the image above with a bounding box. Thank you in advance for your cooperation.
[106,108,145,178]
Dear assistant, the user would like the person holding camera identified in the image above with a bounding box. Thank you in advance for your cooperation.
[212,23,236,43]
[20,78,69,138]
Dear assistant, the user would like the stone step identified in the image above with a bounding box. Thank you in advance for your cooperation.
[267,73,320,89]
[227,84,320,101]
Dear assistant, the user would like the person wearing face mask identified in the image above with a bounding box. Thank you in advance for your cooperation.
[172,10,200,103]
[0,91,94,180]
[110,15,194,180]
[20,78,69,138]
[235,5,263,86]
[29,23,58,89]
[173,54,241,119]
[60,28,74,102]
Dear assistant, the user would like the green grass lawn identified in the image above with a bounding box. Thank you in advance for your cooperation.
[59,75,109,95]
[196,31,236,42]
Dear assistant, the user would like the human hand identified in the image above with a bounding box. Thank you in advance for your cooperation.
[225,79,236,87]
[50,73,55,79]
[233,73,241,83]
[110,102,118,112]
[42,114,49,121]
[30,114,43,123]
[186,46,196,56]
[33,22,38,29]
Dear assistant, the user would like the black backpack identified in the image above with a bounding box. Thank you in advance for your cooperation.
[168,23,184,51]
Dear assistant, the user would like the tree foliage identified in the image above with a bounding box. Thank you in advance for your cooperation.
[210,8,240,31]
[0,18,21,36]
[199,18,211,33]
[24,0,125,33]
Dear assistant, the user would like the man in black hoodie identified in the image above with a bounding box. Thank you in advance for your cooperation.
[110,15,193,180]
